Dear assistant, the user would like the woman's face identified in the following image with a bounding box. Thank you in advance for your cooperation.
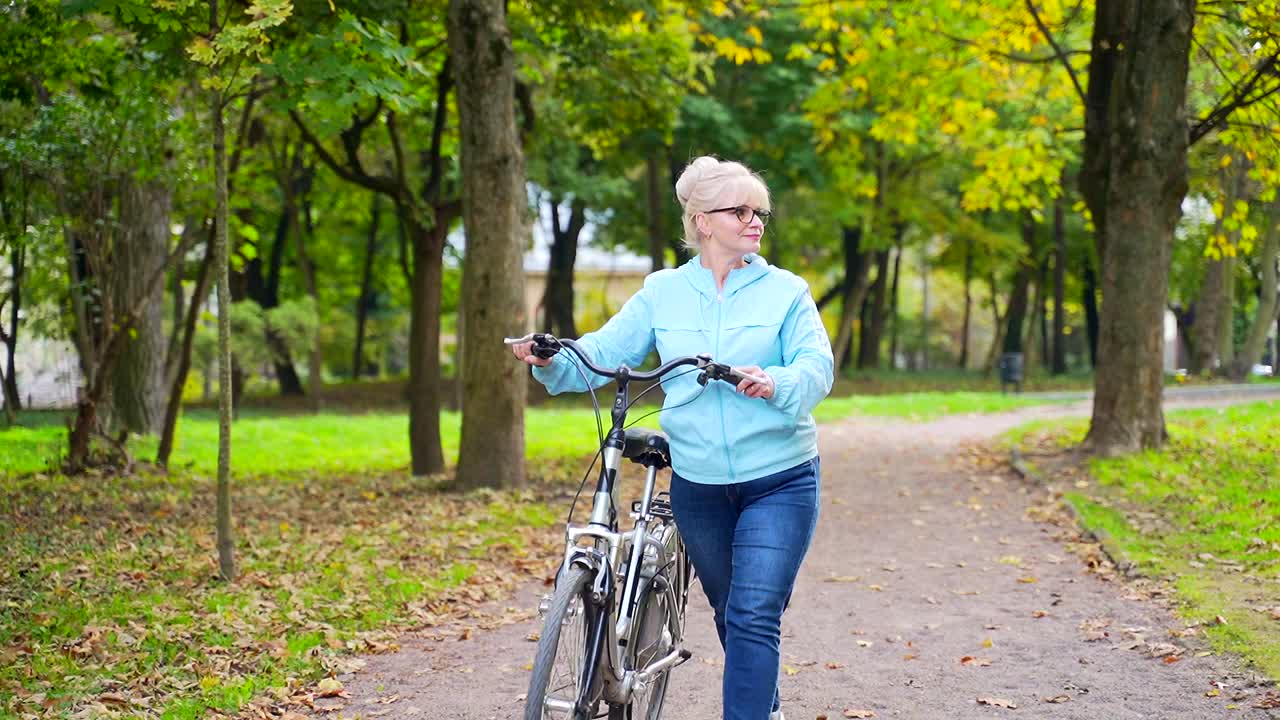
[697,194,767,257]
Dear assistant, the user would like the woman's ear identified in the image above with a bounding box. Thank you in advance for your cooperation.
[693,212,710,238]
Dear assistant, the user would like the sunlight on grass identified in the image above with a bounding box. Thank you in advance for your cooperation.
[814,391,1063,423]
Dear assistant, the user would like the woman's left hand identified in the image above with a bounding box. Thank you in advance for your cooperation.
[733,365,775,400]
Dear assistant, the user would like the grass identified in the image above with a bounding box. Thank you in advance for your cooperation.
[5,383,1076,476]
[2,407,605,478]
[0,467,566,718]
[1011,400,1280,679]
[813,390,1069,423]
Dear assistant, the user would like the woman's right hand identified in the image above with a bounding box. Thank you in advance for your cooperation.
[510,341,553,367]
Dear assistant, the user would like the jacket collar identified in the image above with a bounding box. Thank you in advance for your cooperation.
[680,253,770,300]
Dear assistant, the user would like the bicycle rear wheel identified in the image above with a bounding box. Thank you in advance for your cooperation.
[526,565,596,720]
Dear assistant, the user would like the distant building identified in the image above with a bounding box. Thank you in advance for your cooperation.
[0,336,81,409]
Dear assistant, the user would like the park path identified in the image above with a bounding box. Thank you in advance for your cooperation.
[313,392,1280,720]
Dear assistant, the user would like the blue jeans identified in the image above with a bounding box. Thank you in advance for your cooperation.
[670,457,821,720]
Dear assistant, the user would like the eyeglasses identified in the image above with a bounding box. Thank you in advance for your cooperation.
[705,205,771,226]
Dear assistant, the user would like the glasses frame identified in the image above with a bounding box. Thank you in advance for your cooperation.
[705,205,771,226]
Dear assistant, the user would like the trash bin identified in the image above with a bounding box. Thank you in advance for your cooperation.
[999,352,1024,394]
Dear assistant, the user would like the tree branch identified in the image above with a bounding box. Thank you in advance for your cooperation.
[289,109,398,196]
[423,59,453,203]
[1191,54,1280,144]
[1025,0,1087,105]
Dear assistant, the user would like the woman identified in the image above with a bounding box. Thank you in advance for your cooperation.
[511,156,833,720]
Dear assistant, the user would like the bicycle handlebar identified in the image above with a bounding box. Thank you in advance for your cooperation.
[503,332,768,387]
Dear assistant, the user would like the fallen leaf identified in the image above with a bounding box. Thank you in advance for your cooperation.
[783,664,800,676]
[1032,610,1049,618]
[1017,576,1037,584]
[843,710,876,718]
[868,584,884,592]
[1043,695,1070,704]
[959,656,992,667]
[981,638,994,648]
[977,697,1017,709]
[825,575,862,583]
[315,678,346,698]
[856,640,873,648]
[826,662,847,669]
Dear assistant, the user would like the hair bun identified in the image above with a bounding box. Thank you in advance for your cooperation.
[675,156,720,207]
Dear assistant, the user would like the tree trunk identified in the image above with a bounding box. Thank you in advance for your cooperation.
[983,273,1008,375]
[540,194,583,338]
[832,227,874,371]
[646,151,666,272]
[1082,251,1100,367]
[110,175,172,435]
[888,241,903,368]
[1052,190,1068,374]
[450,0,528,490]
[1003,219,1036,355]
[1191,255,1231,374]
[3,246,23,413]
[858,249,891,369]
[1229,206,1279,380]
[959,237,973,369]
[248,208,304,395]
[353,192,381,379]
[406,210,449,476]
[212,75,236,582]
[1080,0,1195,455]
[919,243,930,371]
[1217,255,1236,368]
[158,233,214,468]
[296,164,324,411]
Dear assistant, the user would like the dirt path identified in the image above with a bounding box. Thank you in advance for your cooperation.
[316,396,1278,720]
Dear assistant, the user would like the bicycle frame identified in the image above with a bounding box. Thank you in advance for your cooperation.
[555,372,689,714]
[504,333,726,718]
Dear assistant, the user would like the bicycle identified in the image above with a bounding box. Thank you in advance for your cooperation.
[504,332,762,720]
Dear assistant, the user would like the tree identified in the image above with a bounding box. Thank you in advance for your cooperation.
[186,0,293,579]
[450,0,527,490]
[278,9,459,475]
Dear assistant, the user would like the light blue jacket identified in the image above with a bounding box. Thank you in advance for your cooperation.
[532,255,834,485]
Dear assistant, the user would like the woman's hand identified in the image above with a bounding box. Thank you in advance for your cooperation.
[510,341,553,367]
[733,365,774,400]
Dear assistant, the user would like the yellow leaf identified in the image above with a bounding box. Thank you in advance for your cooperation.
[1220,154,1233,168]
[817,57,837,73]
[783,664,800,676]
[941,120,960,135]
[746,25,763,45]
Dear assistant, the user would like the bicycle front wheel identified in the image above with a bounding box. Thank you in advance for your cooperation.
[615,522,685,720]
[526,565,596,720]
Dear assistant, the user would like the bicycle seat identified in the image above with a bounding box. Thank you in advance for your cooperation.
[622,428,671,469]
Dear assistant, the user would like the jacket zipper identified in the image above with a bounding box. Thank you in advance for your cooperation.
[714,291,735,482]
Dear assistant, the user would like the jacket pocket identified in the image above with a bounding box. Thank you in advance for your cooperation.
[721,310,786,367]
[652,319,709,360]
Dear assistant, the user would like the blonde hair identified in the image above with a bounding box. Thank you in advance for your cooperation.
[674,156,771,251]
